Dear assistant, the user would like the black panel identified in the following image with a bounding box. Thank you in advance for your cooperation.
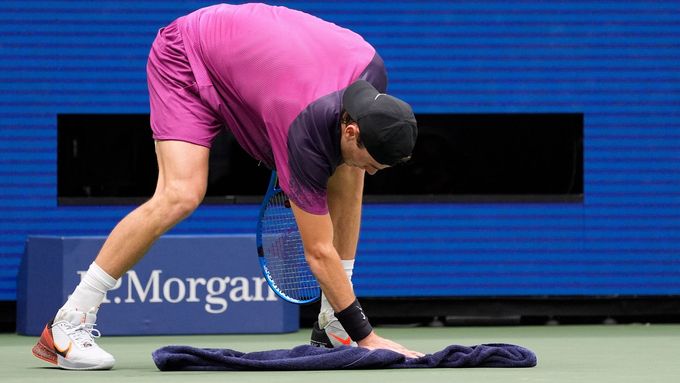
[364,113,583,197]
[57,114,270,204]
[58,114,158,199]
[58,113,582,205]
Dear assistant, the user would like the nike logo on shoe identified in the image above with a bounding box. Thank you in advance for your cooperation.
[329,333,352,346]
[54,341,72,358]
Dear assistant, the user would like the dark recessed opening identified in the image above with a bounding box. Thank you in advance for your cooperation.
[57,113,583,205]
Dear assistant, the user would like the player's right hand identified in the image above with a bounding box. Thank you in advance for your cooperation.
[357,331,424,359]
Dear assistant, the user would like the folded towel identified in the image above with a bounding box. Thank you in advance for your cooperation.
[153,343,537,371]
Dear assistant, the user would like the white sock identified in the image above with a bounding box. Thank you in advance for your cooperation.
[319,259,355,327]
[57,262,118,319]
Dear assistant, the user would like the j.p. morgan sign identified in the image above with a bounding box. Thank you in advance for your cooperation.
[18,235,298,335]
[91,269,279,314]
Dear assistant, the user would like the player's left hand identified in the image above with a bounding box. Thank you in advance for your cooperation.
[357,331,425,358]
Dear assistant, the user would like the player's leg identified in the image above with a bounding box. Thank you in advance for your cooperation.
[93,140,209,278]
[311,164,365,347]
[32,17,222,369]
[32,140,210,370]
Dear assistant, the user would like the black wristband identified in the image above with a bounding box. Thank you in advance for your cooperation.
[335,299,373,342]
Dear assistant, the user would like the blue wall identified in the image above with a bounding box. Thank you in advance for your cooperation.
[1,1,679,300]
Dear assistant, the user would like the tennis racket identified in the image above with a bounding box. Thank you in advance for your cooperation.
[256,171,321,304]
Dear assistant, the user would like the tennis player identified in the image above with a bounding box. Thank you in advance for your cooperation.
[32,3,421,370]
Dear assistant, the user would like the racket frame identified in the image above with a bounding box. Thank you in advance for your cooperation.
[256,171,320,304]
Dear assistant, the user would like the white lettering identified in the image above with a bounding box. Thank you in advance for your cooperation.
[266,285,278,301]
[125,270,162,303]
[252,277,267,301]
[163,277,186,303]
[185,277,206,303]
[229,277,252,302]
[88,269,282,314]
[204,277,228,314]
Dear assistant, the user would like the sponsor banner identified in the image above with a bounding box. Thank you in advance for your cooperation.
[17,235,299,336]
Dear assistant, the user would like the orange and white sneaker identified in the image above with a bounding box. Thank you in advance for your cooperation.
[32,308,115,370]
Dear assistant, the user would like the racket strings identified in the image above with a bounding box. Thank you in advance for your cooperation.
[261,190,319,301]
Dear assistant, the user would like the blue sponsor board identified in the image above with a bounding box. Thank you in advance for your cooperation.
[17,235,299,336]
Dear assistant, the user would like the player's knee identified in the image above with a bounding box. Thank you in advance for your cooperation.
[154,181,205,220]
[168,185,204,217]
[304,243,336,265]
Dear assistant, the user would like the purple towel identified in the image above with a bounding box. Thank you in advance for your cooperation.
[153,343,537,371]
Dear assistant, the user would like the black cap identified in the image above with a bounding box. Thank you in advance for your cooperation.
[343,80,418,166]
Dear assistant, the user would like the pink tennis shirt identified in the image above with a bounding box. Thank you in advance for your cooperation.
[165,3,387,214]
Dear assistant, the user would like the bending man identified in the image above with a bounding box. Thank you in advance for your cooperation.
[32,3,420,370]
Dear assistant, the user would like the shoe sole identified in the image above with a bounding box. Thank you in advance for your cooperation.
[57,355,115,370]
[32,340,57,365]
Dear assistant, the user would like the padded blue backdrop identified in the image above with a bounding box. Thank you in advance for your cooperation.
[1,1,679,300]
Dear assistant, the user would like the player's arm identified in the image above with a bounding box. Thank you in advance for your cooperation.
[290,202,423,358]
[327,163,364,260]
[289,202,355,312]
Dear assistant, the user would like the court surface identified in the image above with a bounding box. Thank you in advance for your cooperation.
[1,324,678,383]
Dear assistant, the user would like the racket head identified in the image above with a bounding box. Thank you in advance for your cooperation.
[256,172,320,304]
